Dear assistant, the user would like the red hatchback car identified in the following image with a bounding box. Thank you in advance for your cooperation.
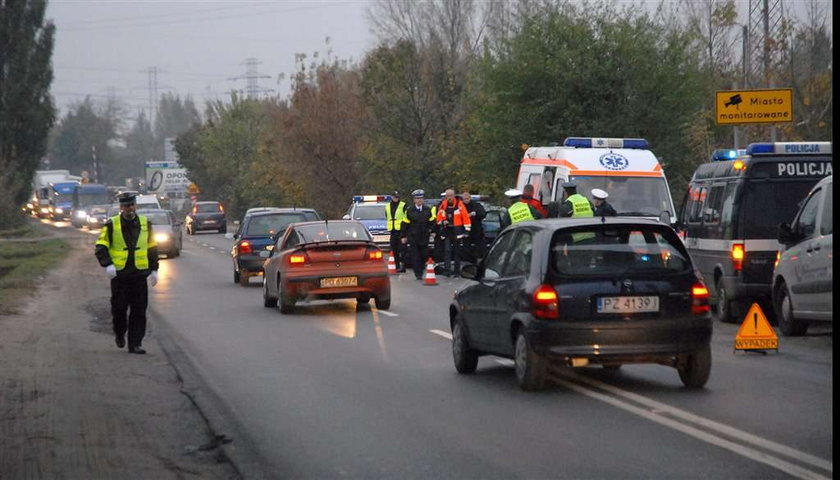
[261,220,391,313]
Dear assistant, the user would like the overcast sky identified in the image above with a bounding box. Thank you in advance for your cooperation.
[46,0,830,124]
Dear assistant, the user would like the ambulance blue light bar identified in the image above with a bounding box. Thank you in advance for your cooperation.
[711,149,739,161]
[563,137,650,149]
[352,195,390,203]
[746,142,832,155]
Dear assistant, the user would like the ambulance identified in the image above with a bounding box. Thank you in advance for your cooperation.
[515,137,677,223]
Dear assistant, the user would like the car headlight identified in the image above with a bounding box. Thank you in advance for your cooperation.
[76,210,87,218]
[154,233,171,243]
[55,208,63,214]
[89,217,99,223]
[42,207,51,213]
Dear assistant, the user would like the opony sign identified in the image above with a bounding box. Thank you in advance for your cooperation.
[715,88,793,125]
[145,161,190,193]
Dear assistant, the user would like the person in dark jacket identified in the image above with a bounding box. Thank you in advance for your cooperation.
[592,188,617,217]
[403,189,436,280]
[461,191,487,264]
[95,192,160,354]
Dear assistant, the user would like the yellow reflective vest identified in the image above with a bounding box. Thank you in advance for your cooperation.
[96,215,156,270]
[385,201,407,231]
[567,194,594,218]
[508,201,535,224]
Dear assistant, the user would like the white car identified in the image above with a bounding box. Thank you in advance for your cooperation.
[772,175,833,336]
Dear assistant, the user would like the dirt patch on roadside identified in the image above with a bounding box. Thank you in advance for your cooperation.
[0,233,238,479]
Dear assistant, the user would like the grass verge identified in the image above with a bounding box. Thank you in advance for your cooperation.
[0,225,68,315]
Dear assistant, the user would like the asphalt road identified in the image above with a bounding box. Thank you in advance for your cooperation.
[144,228,832,479]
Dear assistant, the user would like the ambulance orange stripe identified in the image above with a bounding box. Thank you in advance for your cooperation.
[521,158,579,169]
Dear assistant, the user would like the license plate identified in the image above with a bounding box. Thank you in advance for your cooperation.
[597,296,659,314]
[373,234,390,242]
[203,220,217,224]
[320,276,358,288]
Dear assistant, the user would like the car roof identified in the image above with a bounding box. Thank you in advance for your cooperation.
[195,201,220,205]
[247,209,315,218]
[290,220,360,227]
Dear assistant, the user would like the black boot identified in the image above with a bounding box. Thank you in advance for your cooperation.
[115,336,125,348]
[128,345,146,354]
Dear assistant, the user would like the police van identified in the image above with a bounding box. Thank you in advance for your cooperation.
[343,195,392,247]
[516,137,677,223]
[678,141,832,323]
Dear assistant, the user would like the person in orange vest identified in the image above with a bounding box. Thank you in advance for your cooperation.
[521,184,548,218]
[436,188,471,276]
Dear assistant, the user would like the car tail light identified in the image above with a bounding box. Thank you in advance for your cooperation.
[366,247,383,261]
[219,204,224,213]
[691,282,710,315]
[731,242,745,272]
[289,252,308,265]
[774,250,780,269]
[533,284,559,319]
[238,241,252,255]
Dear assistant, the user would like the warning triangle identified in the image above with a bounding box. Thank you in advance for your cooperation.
[734,303,778,351]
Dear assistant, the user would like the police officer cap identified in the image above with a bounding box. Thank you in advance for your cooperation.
[117,191,137,205]
[392,190,400,197]
[412,189,425,198]
[505,188,523,198]
[562,181,577,189]
[591,188,608,200]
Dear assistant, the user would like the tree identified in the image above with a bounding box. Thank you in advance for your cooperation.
[155,93,200,159]
[0,0,55,226]
[121,110,156,180]
[48,98,120,183]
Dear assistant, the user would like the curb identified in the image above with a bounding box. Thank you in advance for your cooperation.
[150,308,280,479]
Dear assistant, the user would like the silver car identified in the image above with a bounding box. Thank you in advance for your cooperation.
[773,175,833,336]
[138,208,184,258]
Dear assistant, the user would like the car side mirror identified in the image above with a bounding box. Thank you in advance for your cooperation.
[259,250,270,258]
[342,214,350,220]
[460,263,482,280]
[777,222,795,244]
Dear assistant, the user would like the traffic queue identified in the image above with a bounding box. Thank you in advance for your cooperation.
[41,136,829,391]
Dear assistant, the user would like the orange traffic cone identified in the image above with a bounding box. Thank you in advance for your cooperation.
[424,258,437,286]
[387,254,397,275]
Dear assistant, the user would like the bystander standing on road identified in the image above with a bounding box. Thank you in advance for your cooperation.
[436,188,471,276]
[461,191,486,264]
[95,192,159,354]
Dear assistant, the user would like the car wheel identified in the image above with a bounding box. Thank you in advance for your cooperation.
[452,317,478,374]
[514,329,547,391]
[678,345,711,389]
[233,268,240,284]
[374,295,391,310]
[714,278,735,323]
[278,279,295,314]
[776,283,808,336]
[263,277,277,308]
[239,270,250,286]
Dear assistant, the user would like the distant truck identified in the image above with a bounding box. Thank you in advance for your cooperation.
[30,170,80,218]
[70,183,111,227]
[47,181,81,221]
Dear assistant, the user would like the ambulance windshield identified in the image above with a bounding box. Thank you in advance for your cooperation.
[569,176,672,217]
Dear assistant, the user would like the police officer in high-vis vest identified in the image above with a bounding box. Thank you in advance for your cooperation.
[95,192,159,354]
[385,191,408,272]
[556,181,594,218]
[501,188,543,229]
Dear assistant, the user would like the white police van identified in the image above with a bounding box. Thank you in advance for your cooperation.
[516,137,677,223]
[343,195,392,247]
[678,141,832,324]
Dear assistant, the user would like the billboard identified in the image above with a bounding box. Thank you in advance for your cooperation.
[145,161,190,194]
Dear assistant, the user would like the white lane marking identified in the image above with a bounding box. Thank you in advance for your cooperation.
[429,329,452,340]
[200,243,209,247]
[370,308,388,362]
[208,246,216,250]
[376,310,399,317]
[560,371,833,473]
[554,377,829,480]
[428,333,830,478]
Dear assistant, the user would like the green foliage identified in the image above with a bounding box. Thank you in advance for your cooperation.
[0,0,56,227]
[0,237,67,314]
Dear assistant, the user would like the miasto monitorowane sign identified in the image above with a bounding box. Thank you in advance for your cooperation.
[715,88,793,125]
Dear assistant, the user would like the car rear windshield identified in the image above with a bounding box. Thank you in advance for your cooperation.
[143,213,171,225]
[245,213,306,236]
[741,179,822,238]
[296,223,371,243]
[551,225,691,276]
[352,204,386,220]
[196,203,222,213]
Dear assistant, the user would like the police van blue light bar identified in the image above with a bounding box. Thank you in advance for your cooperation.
[563,137,650,149]
[746,142,832,155]
[711,149,739,161]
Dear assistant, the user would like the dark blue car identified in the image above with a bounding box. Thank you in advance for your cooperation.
[230,208,320,285]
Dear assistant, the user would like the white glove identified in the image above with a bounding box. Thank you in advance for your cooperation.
[149,271,158,287]
[105,264,117,278]
[464,224,471,232]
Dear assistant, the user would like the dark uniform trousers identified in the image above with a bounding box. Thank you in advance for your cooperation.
[407,239,429,279]
[111,273,148,348]
[389,231,404,269]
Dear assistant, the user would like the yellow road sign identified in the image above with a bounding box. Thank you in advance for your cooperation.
[734,303,778,351]
[715,88,793,125]
[187,183,200,194]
